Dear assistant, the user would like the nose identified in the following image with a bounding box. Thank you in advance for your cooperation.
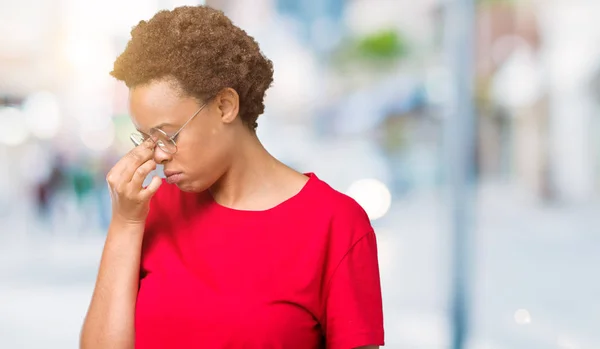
[153,147,172,164]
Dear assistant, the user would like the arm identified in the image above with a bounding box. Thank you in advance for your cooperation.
[80,139,161,349]
[80,221,144,349]
[324,231,385,349]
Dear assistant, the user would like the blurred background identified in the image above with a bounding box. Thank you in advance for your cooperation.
[1,0,599,348]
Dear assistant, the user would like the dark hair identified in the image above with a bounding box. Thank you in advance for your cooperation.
[110,5,274,130]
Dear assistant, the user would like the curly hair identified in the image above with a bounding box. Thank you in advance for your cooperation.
[110,5,274,130]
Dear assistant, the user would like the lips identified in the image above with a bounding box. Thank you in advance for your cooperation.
[164,170,183,184]
[163,170,181,178]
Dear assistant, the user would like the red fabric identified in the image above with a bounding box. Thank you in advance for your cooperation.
[135,173,384,349]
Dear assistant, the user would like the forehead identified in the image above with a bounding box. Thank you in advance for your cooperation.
[128,80,191,131]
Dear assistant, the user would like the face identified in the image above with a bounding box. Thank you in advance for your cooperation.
[129,79,241,192]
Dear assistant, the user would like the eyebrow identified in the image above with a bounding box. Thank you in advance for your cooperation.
[151,122,176,130]
[136,123,176,135]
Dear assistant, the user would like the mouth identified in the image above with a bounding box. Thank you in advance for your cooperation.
[164,171,183,184]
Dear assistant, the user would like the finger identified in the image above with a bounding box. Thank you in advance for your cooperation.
[120,139,156,179]
[108,139,154,181]
[140,176,162,201]
[126,137,155,164]
[129,158,157,188]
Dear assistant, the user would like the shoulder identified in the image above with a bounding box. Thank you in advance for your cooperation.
[310,174,371,223]
[306,174,373,244]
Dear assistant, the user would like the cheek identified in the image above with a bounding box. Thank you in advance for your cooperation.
[177,147,229,192]
[180,131,230,168]
[178,126,216,152]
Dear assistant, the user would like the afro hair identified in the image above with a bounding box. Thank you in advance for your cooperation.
[111,5,274,130]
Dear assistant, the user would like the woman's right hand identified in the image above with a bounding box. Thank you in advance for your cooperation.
[106,139,162,226]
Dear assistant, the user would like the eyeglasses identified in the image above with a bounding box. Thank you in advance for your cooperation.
[130,102,208,154]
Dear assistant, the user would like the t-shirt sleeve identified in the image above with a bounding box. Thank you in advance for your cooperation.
[323,231,385,349]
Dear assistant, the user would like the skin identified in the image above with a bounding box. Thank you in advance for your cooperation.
[129,79,308,208]
[80,78,377,349]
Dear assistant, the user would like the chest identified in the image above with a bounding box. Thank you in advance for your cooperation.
[136,222,329,348]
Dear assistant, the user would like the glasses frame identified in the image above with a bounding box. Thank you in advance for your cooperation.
[130,101,208,154]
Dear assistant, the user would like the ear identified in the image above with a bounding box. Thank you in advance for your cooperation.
[215,88,240,125]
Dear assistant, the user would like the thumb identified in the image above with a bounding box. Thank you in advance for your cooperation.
[141,176,162,200]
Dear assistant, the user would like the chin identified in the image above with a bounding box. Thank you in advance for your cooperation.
[176,179,210,193]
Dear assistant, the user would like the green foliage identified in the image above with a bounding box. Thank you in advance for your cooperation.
[331,29,409,71]
[355,29,407,60]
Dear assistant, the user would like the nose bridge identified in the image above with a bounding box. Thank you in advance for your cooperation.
[153,146,172,164]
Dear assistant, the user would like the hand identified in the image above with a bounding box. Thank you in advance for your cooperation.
[106,139,162,226]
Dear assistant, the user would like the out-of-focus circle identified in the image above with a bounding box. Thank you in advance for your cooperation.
[346,178,392,220]
[22,91,62,139]
[0,107,30,146]
[81,122,116,152]
[514,309,532,325]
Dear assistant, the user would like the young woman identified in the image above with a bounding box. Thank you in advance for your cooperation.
[81,5,384,349]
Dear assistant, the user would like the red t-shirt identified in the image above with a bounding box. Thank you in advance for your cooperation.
[135,173,384,349]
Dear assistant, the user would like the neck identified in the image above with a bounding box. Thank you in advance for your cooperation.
[209,129,283,207]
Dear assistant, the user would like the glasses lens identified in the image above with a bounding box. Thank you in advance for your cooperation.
[130,132,145,146]
[149,128,177,154]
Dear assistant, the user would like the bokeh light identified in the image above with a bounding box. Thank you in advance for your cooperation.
[0,107,29,146]
[514,309,532,325]
[346,178,392,220]
[80,121,116,152]
[22,91,62,140]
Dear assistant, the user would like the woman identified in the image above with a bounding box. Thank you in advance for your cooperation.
[81,5,384,349]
